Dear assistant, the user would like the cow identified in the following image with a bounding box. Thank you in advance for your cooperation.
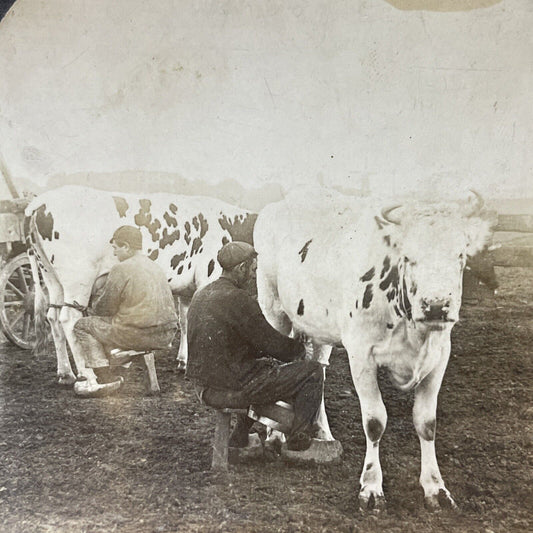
[25,185,256,385]
[253,186,495,511]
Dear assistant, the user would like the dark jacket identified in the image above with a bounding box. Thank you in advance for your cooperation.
[186,277,304,390]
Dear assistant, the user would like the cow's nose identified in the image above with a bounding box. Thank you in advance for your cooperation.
[421,299,451,321]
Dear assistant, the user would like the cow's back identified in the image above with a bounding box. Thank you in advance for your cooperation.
[254,187,386,343]
[26,185,256,295]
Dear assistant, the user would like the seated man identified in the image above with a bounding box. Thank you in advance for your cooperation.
[186,241,324,452]
[73,225,178,397]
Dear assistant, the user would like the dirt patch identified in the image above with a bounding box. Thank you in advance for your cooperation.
[0,268,532,532]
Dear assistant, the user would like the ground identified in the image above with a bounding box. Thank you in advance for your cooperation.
[0,267,532,533]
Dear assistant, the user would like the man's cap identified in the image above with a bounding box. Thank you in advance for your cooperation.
[217,241,257,270]
[110,225,143,250]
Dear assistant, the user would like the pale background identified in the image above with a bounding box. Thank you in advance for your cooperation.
[0,0,531,210]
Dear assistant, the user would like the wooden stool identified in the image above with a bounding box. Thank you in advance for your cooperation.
[211,402,295,470]
[212,408,249,470]
[109,349,160,395]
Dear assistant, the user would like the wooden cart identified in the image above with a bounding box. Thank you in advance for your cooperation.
[0,155,46,350]
[0,197,42,349]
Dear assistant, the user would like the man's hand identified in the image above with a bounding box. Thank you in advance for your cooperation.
[294,331,313,361]
[295,331,310,344]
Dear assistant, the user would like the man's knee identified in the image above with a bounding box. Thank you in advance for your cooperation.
[202,387,248,409]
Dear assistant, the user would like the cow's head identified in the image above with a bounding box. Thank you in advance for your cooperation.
[381,191,496,328]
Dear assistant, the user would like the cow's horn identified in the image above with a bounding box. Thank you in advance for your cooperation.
[381,205,402,225]
[466,189,484,217]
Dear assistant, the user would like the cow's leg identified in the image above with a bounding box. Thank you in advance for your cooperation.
[58,285,94,380]
[40,270,77,385]
[176,296,190,371]
[311,343,335,441]
[47,306,77,385]
[59,305,97,381]
[346,343,387,511]
[413,341,456,510]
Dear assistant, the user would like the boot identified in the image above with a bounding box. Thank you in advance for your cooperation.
[74,376,124,398]
[286,431,313,451]
[229,415,255,448]
[94,366,122,384]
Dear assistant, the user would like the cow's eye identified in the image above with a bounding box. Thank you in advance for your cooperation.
[459,253,465,261]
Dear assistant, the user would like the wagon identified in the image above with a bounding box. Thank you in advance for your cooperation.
[0,195,42,349]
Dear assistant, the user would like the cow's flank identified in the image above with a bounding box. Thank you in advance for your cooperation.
[25,185,256,383]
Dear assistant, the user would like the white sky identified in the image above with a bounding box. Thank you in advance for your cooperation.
[0,0,531,200]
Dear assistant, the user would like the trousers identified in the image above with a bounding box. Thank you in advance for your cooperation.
[199,359,324,437]
[73,316,177,368]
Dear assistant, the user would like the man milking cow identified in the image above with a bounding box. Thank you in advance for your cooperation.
[71,229,324,457]
[186,241,325,455]
[72,225,178,397]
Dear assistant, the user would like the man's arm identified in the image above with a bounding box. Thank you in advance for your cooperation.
[236,295,305,362]
[92,268,127,316]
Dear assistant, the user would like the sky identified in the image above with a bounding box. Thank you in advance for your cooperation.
[0,0,531,203]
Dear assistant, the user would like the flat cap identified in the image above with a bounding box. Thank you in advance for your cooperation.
[110,225,143,250]
[217,241,257,270]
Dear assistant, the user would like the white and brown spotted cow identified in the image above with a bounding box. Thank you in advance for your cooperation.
[254,186,495,511]
[25,185,256,384]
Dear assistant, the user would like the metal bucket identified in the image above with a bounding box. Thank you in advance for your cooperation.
[248,400,294,434]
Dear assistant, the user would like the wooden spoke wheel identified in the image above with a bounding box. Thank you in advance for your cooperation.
[0,253,46,349]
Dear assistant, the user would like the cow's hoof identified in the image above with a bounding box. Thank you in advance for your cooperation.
[57,374,77,386]
[145,388,161,397]
[359,490,386,513]
[176,360,186,372]
[281,438,343,465]
[425,489,458,512]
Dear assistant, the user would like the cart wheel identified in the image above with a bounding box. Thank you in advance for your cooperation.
[0,253,47,349]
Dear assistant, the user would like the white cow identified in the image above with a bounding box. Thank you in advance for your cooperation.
[254,186,494,510]
[25,185,256,384]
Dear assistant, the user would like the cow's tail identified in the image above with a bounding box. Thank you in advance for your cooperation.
[25,212,54,355]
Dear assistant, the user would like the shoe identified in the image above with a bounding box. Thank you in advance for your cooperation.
[94,366,123,384]
[286,432,313,452]
[282,438,343,465]
[228,433,263,463]
[74,377,124,398]
[229,427,252,448]
[228,414,255,448]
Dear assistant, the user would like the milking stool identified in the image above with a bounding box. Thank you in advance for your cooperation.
[211,401,295,471]
[109,348,160,395]
[212,408,251,470]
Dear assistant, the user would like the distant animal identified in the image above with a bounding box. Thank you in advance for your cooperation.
[254,186,495,510]
[25,185,256,384]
